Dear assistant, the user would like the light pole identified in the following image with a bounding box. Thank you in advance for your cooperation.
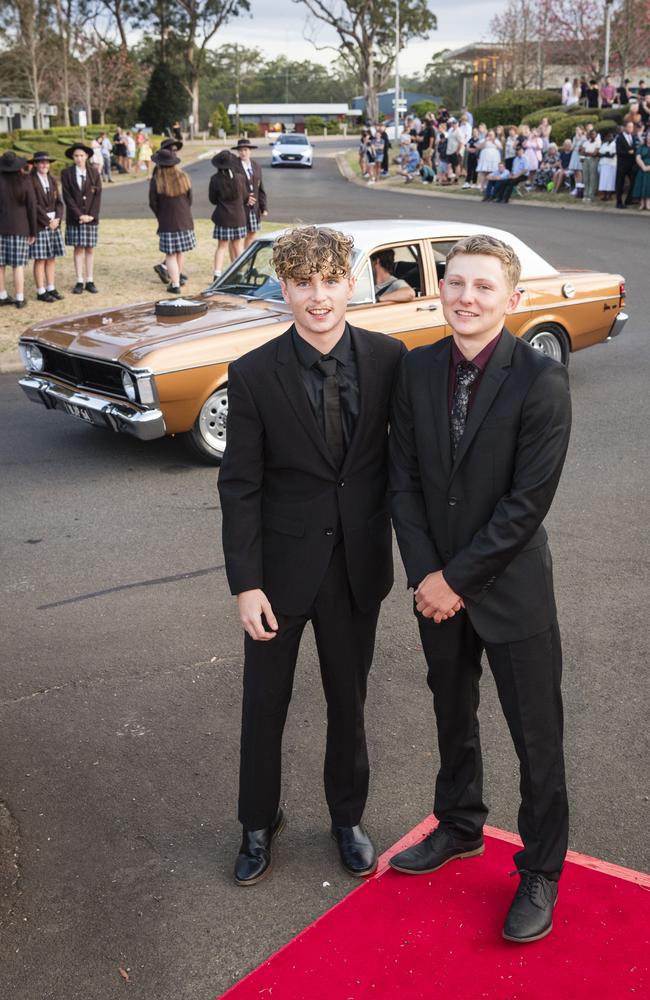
[394,0,400,135]
[604,0,614,77]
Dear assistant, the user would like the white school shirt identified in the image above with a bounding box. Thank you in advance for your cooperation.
[75,167,87,189]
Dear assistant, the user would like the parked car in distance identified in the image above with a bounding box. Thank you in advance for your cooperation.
[18,220,627,464]
[270,133,313,168]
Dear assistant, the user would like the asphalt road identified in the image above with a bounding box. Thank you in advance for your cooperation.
[2,146,649,1000]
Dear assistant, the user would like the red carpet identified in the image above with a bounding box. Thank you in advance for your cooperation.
[220,819,650,1000]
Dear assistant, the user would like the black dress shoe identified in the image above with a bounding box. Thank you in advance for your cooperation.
[37,291,55,302]
[85,281,98,293]
[72,282,84,294]
[234,808,286,886]
[0,295,16,306]
[331,823,377,877]
[153,263,168,284]
[15,299,27,309]
[389,825,484,874]
[167,282,181,294]
[180,273,188,285]
[48,289,64,300]
[503,871,558,943]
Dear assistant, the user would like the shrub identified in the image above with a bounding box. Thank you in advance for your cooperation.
[472,89,559,129]
[595,119,619,136]
[240,121,261,138]
[304,116,339,135]
[410,100,438,119]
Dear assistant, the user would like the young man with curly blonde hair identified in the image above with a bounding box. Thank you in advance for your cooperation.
[219,226,405,885]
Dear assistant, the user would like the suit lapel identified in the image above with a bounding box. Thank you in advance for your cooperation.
[449,330,516,476]
[429,339,453,478]
[274,326,337,470]
[342,326,378,473]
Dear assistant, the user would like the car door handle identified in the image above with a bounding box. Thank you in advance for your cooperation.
[417,304,439,311]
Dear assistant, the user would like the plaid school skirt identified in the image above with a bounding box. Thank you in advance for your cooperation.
[29,227,65,260]
[65,222,99,247]
[246,210,261,233]
[159,229,197,254]
[0,234,29,268]
[213,224,247,241]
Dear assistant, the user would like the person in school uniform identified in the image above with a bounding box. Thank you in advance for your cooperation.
[0,150,38,309]
[231,138,268,248]
[152,137,187,286]
[208,150,248,282]
[149,147,196,295]
[60,142,102,294]
[28,152,65,302]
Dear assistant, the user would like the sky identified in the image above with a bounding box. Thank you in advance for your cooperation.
[214,0,502,76]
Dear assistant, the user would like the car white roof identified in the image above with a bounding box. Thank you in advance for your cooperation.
[264,220,558,279]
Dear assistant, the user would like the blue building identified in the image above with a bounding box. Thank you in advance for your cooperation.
[351,88,441,118]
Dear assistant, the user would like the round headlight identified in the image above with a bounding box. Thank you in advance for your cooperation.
[121,370,137,402]
[22,343,44,372]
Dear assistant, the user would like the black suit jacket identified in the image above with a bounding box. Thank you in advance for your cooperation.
[31,174,63,229]
[218,325,406,616]
[615,132,637,164]
[60,165,102,224]
[234,159,267,218]
[389,330,571,643]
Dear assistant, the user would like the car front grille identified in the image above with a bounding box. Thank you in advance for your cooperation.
[39,346,127,399]
[280,154,303,161]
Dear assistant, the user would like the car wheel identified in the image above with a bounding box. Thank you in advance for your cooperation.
[523,324,570,366]
[183,385,228,464]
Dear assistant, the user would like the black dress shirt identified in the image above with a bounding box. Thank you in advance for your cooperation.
[292,324,360,452]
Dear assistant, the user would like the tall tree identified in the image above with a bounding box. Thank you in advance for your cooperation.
[610,0,650,78]
[0,0,56,127]
[294,0,437,121]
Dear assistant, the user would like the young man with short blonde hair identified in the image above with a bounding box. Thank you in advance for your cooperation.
[219,225,405,885]
[389,234,572,943]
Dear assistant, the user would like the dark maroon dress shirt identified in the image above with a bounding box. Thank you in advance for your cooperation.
[447,330,503,416]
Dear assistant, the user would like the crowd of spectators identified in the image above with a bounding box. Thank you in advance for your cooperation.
[88,128,155,183]
[357,81,650,212]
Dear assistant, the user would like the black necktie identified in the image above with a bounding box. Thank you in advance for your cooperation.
[450,361,479,459]
[315,356,344,467]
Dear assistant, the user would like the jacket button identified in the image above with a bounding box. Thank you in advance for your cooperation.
[448,497,457,507]
[338,480,345,487]
[324,528,334,536]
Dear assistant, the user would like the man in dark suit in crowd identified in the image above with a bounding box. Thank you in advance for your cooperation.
[388,234,572,944]
[615,121,639,208]
[232,137,268,247]
[218,226,405,885]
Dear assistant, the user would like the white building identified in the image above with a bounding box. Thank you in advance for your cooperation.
[0,98,58,133]
[226,103,362,133]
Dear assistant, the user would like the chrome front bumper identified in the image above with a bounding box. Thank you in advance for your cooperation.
[19,375,166,441]
[607,311,628,339]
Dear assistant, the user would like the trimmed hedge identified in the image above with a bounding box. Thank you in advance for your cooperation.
[522,103,628,129]
[16,125,119,140]
[472,89,559,129]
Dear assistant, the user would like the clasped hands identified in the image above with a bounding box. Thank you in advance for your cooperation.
[415,570,464,624]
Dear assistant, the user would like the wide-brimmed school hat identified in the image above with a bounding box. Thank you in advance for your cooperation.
[65,143,94,159]
[151,148,180,167]
[28,151,56,164]
[0,150,28,173]
[212,150,236,170]
[160,137,184,152]
[231,138,258,150]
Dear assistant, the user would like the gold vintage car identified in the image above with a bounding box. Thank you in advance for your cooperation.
[18,220,627,464]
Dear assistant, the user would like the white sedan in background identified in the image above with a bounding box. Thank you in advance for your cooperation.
[270,133,313,168]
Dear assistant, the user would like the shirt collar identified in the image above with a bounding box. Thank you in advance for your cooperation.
[292,324,352,370]
[451,330,502,371]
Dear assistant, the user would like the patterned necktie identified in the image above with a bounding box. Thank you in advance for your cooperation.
[450,360,479,459]
[315,356,344,467]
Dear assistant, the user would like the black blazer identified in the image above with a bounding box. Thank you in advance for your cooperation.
[218,325,406,617]
[31,174,64,229]
[234,159,267,217]
[389,330,571,644]
[615,132,637,162]
[149,180,193,233]
[208,172,248,230]
[60,165,102,224]
[0,174,37,237]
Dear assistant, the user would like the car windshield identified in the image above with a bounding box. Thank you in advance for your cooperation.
[276,135,309,145]
[212,240,362,301]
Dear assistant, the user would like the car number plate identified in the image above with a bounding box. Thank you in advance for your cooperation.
[62,400,93,423]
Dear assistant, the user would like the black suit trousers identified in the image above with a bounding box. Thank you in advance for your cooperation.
[238,542,380,830]
[616,158,637,205]
[418,610,568,878]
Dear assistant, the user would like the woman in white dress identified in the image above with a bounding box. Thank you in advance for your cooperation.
[476,130,501,192]
[598,132,617,200]
[523,126,544,185]
[568,125,586,197]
